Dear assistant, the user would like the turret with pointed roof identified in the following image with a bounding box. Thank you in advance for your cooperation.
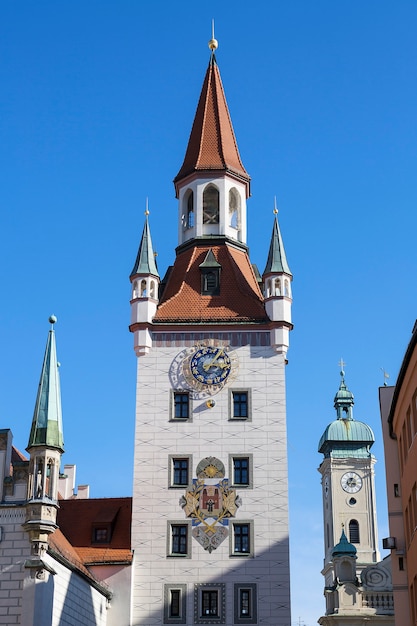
[130,211,160,355]
[24,316,64,557]
[263,210,293,354]
[27,316,64,452]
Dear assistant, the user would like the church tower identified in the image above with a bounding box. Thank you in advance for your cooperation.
[317,368,395,625]
[130,37,293,626]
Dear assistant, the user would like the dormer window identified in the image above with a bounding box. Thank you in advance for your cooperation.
[203,185,219,224]
[199,249,221,295]
[93,526,110,543]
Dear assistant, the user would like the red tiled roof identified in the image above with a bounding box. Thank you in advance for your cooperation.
[154,243,267,324]
[74,547,133,565]
[174,57,250,195]
[12,446,28,462]
[57,497,132,565]
[49,529,94,578]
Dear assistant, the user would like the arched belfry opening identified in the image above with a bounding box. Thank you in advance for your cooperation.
[203,184,219,224]
[229,187,241,230]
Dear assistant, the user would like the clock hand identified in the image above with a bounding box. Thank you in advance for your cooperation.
[203,348,224,371]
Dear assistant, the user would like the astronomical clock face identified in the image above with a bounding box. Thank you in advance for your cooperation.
[341,471,362,494]
[170,342,238,398]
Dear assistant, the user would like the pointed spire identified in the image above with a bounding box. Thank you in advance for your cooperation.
[263,209,292,276]
[334,364,354,421]
[174,41,250,197]
[27,316,64,451]
[130,209,159,278]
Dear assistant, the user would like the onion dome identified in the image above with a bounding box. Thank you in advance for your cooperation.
[318,370,375,458]
[332,529,357,558]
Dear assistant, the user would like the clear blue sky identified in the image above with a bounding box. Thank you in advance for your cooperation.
[1,2,416,624]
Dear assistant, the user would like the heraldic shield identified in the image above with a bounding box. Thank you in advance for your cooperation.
[179,457,241,553]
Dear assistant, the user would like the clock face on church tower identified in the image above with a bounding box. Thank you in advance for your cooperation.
[341,471,362,494]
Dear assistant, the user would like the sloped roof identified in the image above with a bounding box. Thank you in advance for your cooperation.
[57,497,132,565]
[174,55,250,196]
[154,242,267,324]
[27,319,64,452]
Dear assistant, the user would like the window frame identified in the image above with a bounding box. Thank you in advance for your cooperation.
[163,584,187,624]
[171,391,192,421]
[194,583,226,624]
[167,521,191,558]
[229,389,251,421]
[234,583,257,624]
[169,455,192,488]
[229,454,253,488]
[349,519,360,544]
[230,521,254,557]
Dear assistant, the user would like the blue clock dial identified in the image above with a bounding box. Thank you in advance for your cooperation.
[190,347,232,386]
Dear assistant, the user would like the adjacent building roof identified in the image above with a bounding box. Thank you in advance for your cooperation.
[27,317,64,452]
[174,55,250,196]
[57,497,132,566]
[154,241,268,324]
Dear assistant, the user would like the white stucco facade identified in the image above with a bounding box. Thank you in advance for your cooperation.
[131,335,291,626]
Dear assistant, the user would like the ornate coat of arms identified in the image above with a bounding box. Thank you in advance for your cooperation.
[179,457,241,552]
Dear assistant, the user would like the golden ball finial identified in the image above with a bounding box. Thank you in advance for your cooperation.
[208,37,218,51]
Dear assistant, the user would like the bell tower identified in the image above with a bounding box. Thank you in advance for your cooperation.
[318,367,380,589]
[130,34,293,626]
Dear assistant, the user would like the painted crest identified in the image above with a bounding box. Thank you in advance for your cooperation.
[179,457,241,553]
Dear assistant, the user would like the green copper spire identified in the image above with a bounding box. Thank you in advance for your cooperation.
[130,213,159,278]
[263,216,292,276]
[334,368,355,421]
[318,367,375,458]
[27,316,64,451]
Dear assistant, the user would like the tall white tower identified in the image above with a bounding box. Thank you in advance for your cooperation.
[129,38,293,626]
[318,369,394,625]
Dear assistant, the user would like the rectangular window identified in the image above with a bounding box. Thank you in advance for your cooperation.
[234,584,257,624]
[233,391,248,418]
[163,584,186,624]
[170,590,180,617]
[233,524,250,554]
[202,591,218,617]
[233,457,249,486]
[93,527,109,543]
[230,454,252,488]
[172,525,188,554]
[173,458,189,485]
[174,392,190,419]
[169,455,192,488]
[194,584,225,624]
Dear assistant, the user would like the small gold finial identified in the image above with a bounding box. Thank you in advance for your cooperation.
[273,196,278,215]
[145,197,149,216]
[208,19,218,51]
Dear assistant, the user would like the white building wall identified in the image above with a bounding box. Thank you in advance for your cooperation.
[0,506,28,625]
[131,336,291,626]
[89,564,132,626]
[45,553,108,626]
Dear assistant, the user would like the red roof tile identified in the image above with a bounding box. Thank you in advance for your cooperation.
[155,243,267,324]
[12,446,28,462]
[57,497,132,565]
[174,57,250,196]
